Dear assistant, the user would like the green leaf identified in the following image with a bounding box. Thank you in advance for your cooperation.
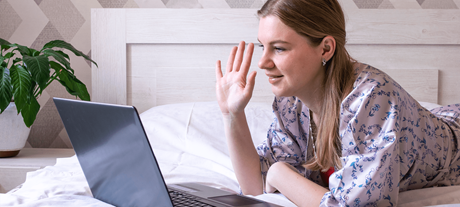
[42,40,98,67]
[54,50,69,60]
[49,60,65,70]
[23,55,50,90]
[20,97,40,127]
[1,52,14,68]
[30,81,37,98]
[4,52,14,59]
[58,69,90,101]
[10,64,32,113]
[0,66,13,113]
[49,60,75,75]
[12,57,22,65]
[0,38,11,51]
[57,69,77,93]
[31,49,40,57]
[0,38,10,45]
[74,78,90,101]
[42,49,71,70]
[13,44,31,56]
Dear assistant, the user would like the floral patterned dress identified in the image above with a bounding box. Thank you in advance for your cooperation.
[256,63,460,206]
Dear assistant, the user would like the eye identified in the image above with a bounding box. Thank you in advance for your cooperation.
[274,47,285,52]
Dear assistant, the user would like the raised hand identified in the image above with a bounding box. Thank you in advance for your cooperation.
[215,41,257,116]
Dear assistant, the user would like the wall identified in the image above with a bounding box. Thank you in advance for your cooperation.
[0,0,459,148]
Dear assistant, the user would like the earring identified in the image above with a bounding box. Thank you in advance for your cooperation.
[322,58,327,66]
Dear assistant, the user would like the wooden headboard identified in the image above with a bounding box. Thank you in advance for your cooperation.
[91,8,460,113]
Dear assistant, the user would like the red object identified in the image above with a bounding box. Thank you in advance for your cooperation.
[320,167,335,186]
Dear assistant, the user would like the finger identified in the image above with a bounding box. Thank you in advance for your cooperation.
[215,60,223,80]
[240,42,254,77]
[233,41,245,72]
[244,71,257,97]
[226,46,238,74]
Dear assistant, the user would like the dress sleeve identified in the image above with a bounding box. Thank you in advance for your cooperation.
[321,75,403,206]
[256,96,322,187]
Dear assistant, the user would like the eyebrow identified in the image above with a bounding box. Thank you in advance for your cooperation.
[257,38,290,45]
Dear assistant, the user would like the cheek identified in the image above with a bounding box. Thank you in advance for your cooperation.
[297,54,320,71]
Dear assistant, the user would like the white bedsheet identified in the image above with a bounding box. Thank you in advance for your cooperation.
[1,101,460,207]
[0,154,295,207]
[2,154,460,207]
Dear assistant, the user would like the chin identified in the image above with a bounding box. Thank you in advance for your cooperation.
[271,87,280,97]
[271,87,290,98]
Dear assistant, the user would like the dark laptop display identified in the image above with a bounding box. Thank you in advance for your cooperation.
[53,98,281,207]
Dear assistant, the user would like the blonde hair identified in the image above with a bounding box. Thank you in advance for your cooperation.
[258,0,355,171]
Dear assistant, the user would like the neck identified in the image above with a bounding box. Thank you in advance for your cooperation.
[298,87,323,124]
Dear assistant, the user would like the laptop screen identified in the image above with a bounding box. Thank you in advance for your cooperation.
[54,98,173,207]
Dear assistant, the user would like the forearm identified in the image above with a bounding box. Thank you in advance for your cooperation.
[267,162,328,207]
[222,112,263,196]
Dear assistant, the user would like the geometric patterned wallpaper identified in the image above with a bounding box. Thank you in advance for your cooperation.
[1,0,459,149]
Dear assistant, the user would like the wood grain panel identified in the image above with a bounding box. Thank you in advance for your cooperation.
[127,43,439,112]
[348,44,460,105]
[91,9,127,105]
[346,10,460,44]
[92,9,460,111]
[126,9,259,44]
[127,44,272,113]
[122,9,460,45]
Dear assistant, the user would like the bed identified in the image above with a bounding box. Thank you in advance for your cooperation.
[1,6,460,207]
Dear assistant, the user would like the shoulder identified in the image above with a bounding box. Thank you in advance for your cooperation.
[352,62,396,89]
[339,63,420,135]
[343,63,409,108]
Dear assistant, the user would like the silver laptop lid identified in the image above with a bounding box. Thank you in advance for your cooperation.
[53,97,173,207]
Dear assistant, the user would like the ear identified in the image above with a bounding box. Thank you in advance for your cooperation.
[321,36,336,62]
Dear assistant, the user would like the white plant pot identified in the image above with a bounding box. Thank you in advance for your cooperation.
[0,102,31,158]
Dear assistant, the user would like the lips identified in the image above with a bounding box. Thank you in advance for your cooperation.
[266,74,283,84]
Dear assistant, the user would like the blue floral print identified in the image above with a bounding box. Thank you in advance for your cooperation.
[256,63,460,206]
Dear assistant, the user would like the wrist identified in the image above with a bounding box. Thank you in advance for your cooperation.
[221,111,246,123]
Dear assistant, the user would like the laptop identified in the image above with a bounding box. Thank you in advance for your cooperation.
[53,97,281,207]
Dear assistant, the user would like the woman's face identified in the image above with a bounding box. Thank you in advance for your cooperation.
[258,15,325,99]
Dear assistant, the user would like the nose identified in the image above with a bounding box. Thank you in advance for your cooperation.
[258,50,274,70]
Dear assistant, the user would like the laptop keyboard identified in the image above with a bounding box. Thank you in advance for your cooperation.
[169,189,216,207]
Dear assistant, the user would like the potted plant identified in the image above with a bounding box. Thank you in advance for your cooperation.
[0,37,97,157]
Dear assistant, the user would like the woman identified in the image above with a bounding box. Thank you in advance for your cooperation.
[215,0,460,206]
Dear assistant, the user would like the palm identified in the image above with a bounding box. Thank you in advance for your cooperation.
[217,71,251,114]
[216,42,256,115]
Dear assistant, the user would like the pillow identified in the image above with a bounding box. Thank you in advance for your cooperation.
[140,101,273,152]
[139,101,273,192]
